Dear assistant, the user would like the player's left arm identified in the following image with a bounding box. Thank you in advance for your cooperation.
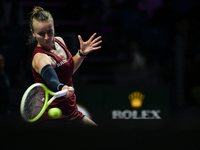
[72,33,102,74]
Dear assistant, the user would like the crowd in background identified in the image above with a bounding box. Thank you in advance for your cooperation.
[1,0,200,119]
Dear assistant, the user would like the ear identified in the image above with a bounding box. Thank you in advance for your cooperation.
[30,29,35,37]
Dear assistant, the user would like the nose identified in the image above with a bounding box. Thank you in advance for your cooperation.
[44,34,49,41]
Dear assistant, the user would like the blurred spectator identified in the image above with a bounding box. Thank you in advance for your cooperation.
[173,10,200,106]
[0,53,11,116]
[129,41,146,69]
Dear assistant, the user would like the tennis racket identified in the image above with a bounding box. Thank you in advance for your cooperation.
[20,83,68,122]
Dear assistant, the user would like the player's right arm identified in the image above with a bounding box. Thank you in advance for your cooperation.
[32,53,55,74]
[32,53,74,96]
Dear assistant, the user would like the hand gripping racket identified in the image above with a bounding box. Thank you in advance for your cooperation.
[20,83,68,122]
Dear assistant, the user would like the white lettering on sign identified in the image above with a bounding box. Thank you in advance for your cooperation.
[112,110,161,119]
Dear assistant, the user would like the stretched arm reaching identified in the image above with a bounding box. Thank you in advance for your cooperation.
[32,53,74,97]
[73,33,102,74]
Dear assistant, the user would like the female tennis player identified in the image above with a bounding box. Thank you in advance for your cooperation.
[29,6,102,126]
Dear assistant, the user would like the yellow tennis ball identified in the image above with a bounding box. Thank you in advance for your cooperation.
[48,107,62,119]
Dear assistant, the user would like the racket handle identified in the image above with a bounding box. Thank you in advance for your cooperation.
[55,89,68,97]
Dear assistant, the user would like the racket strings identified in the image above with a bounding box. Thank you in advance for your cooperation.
[23,86,45,120]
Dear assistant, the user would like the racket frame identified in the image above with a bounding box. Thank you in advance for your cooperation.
[20,83,68,122]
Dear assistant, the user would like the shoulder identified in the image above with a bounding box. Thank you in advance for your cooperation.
[55,36,67,47]
[32,53,49,65]
[34,52,48,59]
[32,52,55,73]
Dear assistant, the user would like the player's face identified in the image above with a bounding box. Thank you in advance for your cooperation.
[31,20,55,49]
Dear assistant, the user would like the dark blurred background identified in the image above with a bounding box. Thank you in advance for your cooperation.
[1,0,200,148]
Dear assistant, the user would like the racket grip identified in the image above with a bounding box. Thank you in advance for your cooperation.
[55,89,68,97]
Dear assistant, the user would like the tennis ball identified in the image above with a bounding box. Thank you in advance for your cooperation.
[48,107,62,119]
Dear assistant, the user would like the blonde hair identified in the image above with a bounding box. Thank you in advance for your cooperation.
[29,6,54,31]
[28,6,54,44]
